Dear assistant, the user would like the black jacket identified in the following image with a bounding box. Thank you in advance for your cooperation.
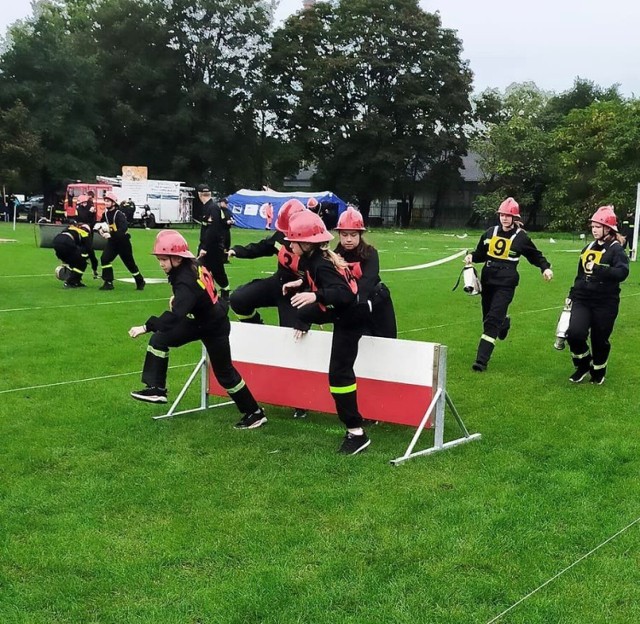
[570,239,629,301]
[231,230,303,282]
[145,261,227,333]
[471,225,551,288]
[103,208,129,241]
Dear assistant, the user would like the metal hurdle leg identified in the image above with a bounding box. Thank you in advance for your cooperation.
[153,347,234,420]
[390,345,481,465]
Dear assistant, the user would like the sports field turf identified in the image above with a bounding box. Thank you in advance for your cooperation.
[1,221,639,623]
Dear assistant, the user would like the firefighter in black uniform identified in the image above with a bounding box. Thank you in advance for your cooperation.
[229,199,305,327]
[334,206,397,339]
[464,197,554,371]
[218,197,234,257]
[283,211,370,455]
[619,208,635,258]
[128,230,266,429]
[228,199,308,418]
[196,184,231,299]
[75,194,99,278]
[53,222,92,288]
[98,191,145,291]
[566,206,629,385]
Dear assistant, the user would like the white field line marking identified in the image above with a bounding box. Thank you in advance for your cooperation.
[0,363,195,395]
[398,292,640,336]
[0,297,168,313]
[381,250,466,272]
[486,515,640,624]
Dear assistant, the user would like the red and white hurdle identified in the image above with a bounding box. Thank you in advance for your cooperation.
[154,322,481,464]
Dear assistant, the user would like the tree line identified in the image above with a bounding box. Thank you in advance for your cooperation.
[0,0,636,229]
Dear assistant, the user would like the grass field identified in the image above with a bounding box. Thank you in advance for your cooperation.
[1,220,639,624]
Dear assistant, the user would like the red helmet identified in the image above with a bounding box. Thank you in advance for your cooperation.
[286,211,334,243]
[104,191,119,204]
[275,199,305,233]
[306,197,319,210]
[591,205,618,232]
[335,207,365,231]
[497,197,520,218]
[152,230,195,258]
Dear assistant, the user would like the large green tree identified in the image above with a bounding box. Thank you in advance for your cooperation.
[544,99,640,229]
[267,0,472,221]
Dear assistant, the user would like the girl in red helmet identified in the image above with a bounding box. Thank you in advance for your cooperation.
[334,206,397,338]
[464,197,554,371]
[283,211,370,455]
[228,199,309,418]
[128,230,266,428]
[565,206,629,385]
[98,191,145,291]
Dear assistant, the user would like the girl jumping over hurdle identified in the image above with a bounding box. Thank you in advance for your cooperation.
[282,211,369,455]
[128,230,266,429]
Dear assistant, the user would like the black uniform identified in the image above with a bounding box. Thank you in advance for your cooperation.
[294,250,363,429]
[336,245,397,339]
[76,199,99,275]
[140,261,259,414]
[469,225,551,369]
[566,238,629,381]
[620,212,635,256]
[100,207,145,289]
[53,224,91,286]
[198,199,229,293]
[229,230,304,327]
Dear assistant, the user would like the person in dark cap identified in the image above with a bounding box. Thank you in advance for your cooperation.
[196,184,231,299]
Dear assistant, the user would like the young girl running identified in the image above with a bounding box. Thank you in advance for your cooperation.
[566,206,629,384]
[333,206,397,338]
[283,211,369,455]
[464,197,553,371]
[128,230,265,429]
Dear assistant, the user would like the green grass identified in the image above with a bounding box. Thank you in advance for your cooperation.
[1,221,639,623]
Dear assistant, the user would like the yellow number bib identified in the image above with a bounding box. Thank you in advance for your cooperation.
[580,248,604,274]
[487,235,513,259]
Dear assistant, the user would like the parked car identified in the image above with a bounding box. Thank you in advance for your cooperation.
[21,195,45,222]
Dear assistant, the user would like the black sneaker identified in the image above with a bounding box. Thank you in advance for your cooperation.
[131,387,168,403]
[293,408,307,419]
[234,408,267,429]
[590,369,606,385]
[63,281,85,288]
[569,368,590,383]
[471,361,487,372]
[338,432,371,455]
[99,282,114,291]
[498,316,511,340]
[135,279,146,291]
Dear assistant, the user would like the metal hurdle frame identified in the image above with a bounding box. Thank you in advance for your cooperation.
[153,338,481,465]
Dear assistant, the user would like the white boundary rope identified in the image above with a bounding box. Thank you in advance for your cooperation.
[381,249,466,272]
[486,515,640,623]
[0,297,167,313]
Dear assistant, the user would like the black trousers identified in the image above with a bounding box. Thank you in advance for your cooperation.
[141,316,258,415]
[200,240,229,290]
[54,237,87,277]
[101,236,141,282]
[567,298,619,369]
[86,231,98,273]
[298,304,364,429]
[481,284,515,337]
[230,275,298,327]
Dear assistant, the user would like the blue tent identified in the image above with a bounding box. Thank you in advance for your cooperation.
[226,189,347,230]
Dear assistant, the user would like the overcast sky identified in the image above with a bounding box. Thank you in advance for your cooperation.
[2,0,639,97]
